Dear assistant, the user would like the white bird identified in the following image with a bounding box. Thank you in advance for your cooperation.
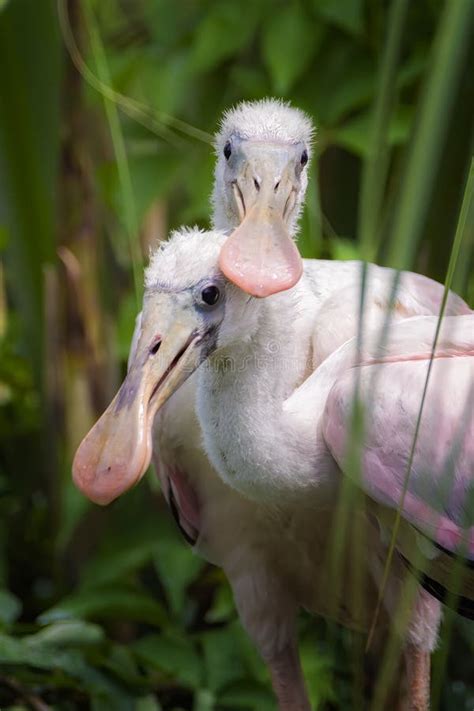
[73,227,472,710]
[73,100,471,710]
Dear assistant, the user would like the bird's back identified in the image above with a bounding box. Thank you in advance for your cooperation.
[302,259,470,367]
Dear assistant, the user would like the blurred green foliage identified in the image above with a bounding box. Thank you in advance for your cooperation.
[0,0,472,708]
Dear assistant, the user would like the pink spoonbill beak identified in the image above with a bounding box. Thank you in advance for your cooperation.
[72,293,208,505]
[219,141,305,298]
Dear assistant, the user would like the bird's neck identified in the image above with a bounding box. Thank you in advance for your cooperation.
[196,284,337,503]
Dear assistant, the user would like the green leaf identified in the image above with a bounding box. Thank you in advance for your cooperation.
[179,148,216,224]
[136,695,163,711]
[313,0,364,35]
[138,52,193,118]
[133,632,203,688]
[329,237,362,261]
[144,0,200,49]
[76,498,167,592]
[230,65,270,99]
[320,61,374,125]
[193,688,216,711]
[300,631,335,708]
[153,531,205,617]
[191,1,259,73]
[39,585,167,627]
[305,42,374,125]
[200,623,267,694]
[0,632,136,708]
[102,46,145,99]
[201,627,246,693]
[102,643,148,688]
[80,526,159,591]
[205,581,235,624]
[218,681,277,710]
[0,588,21,625]
[333,106,413,157]
[28,620,105,648]
[99,152,179,232]
[262,3,321,93]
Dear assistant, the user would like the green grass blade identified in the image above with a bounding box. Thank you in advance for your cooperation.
[301,166,323,258]
[430,385,474,710]
[358,0,409,261]
[82,0,142,305]
[57,0,212,146]
[451,164,474,299]
[367,157,474,652]
[386,0,473,271]
[0,0,61,383]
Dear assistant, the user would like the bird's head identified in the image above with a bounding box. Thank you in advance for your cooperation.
[73,228,258,505]
[213,98,314,298]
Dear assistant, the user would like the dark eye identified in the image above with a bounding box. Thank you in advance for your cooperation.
[201,285,220,306]
[300,149,308,166]
[223,141,232,160]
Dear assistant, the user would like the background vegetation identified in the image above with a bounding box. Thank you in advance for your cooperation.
[0,0,472,708]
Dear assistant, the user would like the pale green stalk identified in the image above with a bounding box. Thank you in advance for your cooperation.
[387,0,472,270]
[358,0,409,260]
[83,0,142,304]
[366,159,473,658]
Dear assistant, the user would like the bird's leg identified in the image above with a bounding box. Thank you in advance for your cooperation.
[267,643,311,711]
[403,588,441,711]
[404,643,430,711]
[227,557,311,711]
[368,548,440,711]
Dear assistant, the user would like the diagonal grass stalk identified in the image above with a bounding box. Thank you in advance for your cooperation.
[386,0,473,271]
[325,262,369,705]
[57,0,213,146]
[366,158,474,654]
[451,164,474,298]
[82,0,142,305]
[358,0,409,261]
[301,167,323,258]
[369,543,425,711]
[430,386,474,710]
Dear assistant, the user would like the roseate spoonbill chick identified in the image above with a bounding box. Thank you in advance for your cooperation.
[74,229,472,710]
[212,100,469,342]
[74,96,469,709]
[124,95,472,616]
[212,99,313,296]
[73,234,383,711]
[71,100,365,711]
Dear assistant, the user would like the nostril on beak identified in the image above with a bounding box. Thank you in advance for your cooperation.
[274,180,280,192]
[253,177,261,192]
[149,338,162,356]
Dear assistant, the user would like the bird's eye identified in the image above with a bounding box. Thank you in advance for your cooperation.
[223,141,232,160]
[201,285,221,306]
[300,149,308,166]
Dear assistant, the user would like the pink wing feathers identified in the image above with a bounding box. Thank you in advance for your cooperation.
[323,314,474,557]
[153,418,201,546]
